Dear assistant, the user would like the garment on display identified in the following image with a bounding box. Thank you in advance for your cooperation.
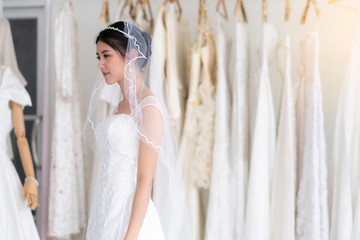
[0,65,39,240]
[270,35,296,240]
[243,22,277,240]
[230,18,249,240]
[295,31,329,240]
[47,0,86,238]
[205,13,232,240]
[331,13,360,240]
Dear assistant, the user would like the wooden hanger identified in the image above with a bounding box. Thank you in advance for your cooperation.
[139,0,154,27]
[262,0,268,22]
[301,0,321,24]
[216,0,228,21]
[285,0,291,21]
[100,0,110,24]
[328,0,358,11]
[234,0,248,23]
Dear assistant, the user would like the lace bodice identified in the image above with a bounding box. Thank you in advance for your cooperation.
[87,114,140,239]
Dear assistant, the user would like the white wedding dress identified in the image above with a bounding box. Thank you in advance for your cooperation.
[331,23,360,240]
[0,66,39,240]
[295,31,329,240]
[205,15,232,240]
[86,110,165,240]
[243,22,277,240]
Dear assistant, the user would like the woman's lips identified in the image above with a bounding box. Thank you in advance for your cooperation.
[102,72,109,77]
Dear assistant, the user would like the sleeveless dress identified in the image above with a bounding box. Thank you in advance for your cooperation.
[205,15,232,240]
[295,31,329,240]
[243,22,277,240]
[86,101,165,240]
[0,66,39,240]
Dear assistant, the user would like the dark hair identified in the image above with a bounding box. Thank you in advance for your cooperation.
[96,21,152,68]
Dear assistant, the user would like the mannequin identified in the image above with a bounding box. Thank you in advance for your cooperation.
[10,100,39,210]
[0,65,40,239]
[0,67,39,209]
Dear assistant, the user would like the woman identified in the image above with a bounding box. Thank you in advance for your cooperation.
[84,21,191,240]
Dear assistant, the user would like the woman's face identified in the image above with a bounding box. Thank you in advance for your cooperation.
[96,41,125,85]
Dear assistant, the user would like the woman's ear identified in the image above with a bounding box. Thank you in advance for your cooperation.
[129,48,139,59]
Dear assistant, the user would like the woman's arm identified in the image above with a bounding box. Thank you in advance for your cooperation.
[124,105,163,240]
[124,142,159,240]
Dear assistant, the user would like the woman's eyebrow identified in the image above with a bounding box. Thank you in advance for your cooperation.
[96,50,111,55]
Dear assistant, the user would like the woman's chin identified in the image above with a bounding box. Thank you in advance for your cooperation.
[105,78,116,85]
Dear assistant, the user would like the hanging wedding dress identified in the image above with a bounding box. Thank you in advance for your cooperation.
[179,43,203,240]
[135,6,152,33]
[193,32,216,189]
[270,35,296,240]
[331,21,360,240]
[243,22,277,240]
[164,3,190,140]
[0,66,39,240]
[0,17,27,86]
[48,1,86,238]
[148,4,166,103]
[205,15,231,240]
[114,0,134,24]
[295,31,329,240]
[230,19,249,240]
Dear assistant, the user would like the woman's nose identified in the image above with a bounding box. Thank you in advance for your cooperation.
[97,59,104,70]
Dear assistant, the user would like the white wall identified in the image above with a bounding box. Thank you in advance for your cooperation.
[49,0,357,191]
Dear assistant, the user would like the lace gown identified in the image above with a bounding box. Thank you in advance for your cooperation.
[86,111,165,240]
[0,66,39,240]
[295,32,329,240]
[48,1,86,237]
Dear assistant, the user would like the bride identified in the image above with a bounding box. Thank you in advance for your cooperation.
[84,21,191,240]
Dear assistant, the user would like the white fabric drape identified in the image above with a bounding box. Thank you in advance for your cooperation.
[331,26,360,240]
[205,15,232,240]
[230,20,249,240]
[48,1,86,238]
[270,35,296,240]
[295,31,329,240]
[164,3,190,140]
[179,43,203,240]
[243,22,277,240]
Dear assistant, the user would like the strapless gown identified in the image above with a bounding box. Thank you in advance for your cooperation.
[86,114,165,240]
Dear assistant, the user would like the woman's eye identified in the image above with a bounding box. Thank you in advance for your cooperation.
[104,55,109,58]
[96,56,100,60]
